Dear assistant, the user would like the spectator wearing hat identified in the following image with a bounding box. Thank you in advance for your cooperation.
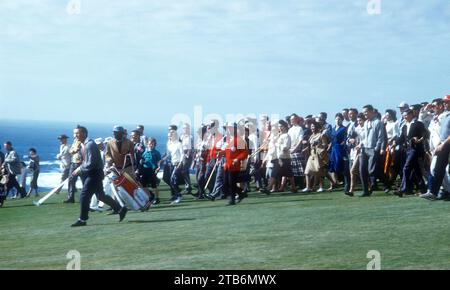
[105,126,135,177]
[396,102,410,133]
[56,134,71,194]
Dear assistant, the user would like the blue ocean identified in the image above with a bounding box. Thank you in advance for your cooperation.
[0,120,167,192]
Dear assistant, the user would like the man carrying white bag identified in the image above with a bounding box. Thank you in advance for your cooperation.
[106,156,152,212]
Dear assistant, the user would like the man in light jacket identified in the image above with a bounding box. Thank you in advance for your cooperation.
[3,141,26,198]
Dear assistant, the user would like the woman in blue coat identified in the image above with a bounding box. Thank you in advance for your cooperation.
[329,113,351,194]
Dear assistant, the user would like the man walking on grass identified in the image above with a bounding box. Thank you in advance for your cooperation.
[70,125,127,227]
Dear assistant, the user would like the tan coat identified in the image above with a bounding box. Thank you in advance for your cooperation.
[105,139,134,170]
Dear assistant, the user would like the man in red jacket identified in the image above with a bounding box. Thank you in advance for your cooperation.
[223,122,248,205]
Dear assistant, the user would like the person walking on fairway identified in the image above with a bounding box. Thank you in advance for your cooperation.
[70,125,128,227]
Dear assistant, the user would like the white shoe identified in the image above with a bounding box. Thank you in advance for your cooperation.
[316,188,324,193]
[419,192,436,200]
[170,196,182,204]
[302,188,312,193]
[90,206,103,212]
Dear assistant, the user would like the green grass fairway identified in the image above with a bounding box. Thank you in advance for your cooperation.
[1,184,449,270]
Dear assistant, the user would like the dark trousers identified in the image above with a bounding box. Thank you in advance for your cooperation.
[0,185,6,204]
[224,170,239,203]
[140,167,158,188]
[79,170,121,221]
[359,148,379,195]
[7,174,26,198]
[68,163,81,201]
[181,159,193,193]
[196,162,207,195]
[170,163,183,197]
[30,170,39,191]
[61,167,70,183]
[400,149,427,194]
[163,163,172,186]
[430,145,450,195]
[250,160,263,190]
[212,160,225,196]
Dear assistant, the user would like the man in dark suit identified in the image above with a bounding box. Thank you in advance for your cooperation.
[70,125,128,227]
[395,110,428,196]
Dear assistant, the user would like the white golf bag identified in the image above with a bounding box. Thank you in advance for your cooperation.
[107,165,151,212]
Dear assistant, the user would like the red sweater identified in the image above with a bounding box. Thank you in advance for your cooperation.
[224,136,248,172]
[207,134,223,162]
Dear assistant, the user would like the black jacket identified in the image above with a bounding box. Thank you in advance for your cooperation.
[398,120,428,154]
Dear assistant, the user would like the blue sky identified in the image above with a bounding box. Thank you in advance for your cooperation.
[0,0,449,126]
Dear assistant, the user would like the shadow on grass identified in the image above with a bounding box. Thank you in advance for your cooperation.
[86,217,197,227]
[127,218,197,224]
[2,203,44,209]
[151,196,333,212]
[236,198,334,207]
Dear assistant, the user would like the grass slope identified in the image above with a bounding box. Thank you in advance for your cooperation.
[0,183,449,270]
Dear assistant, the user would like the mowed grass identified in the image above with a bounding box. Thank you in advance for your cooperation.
[0,182,449,270]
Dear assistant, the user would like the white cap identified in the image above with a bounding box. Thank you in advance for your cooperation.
[95,138,104,145]
[398,101,409,109]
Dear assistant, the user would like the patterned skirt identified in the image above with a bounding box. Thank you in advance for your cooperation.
[290,152,305,177]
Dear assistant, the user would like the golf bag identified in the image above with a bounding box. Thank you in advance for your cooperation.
[107,155,151,211]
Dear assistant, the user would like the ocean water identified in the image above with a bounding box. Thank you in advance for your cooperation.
[0,120,167,192]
